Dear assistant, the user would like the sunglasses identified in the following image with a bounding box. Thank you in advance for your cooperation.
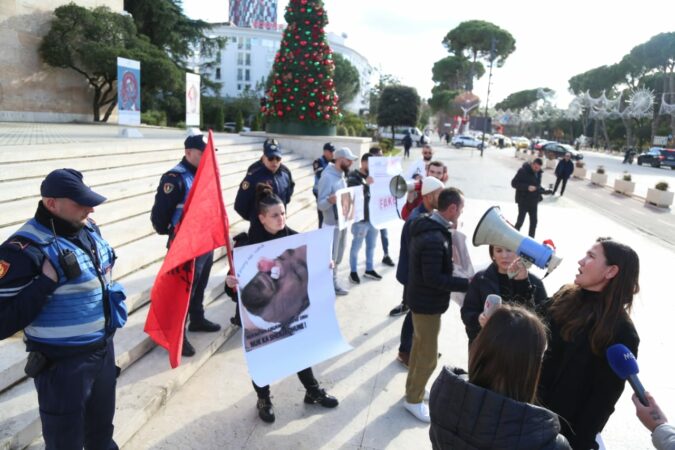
[266,156,282,162]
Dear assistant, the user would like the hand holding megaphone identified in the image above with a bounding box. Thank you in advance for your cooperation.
[473,206,562,275]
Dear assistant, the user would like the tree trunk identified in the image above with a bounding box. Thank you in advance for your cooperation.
[601,119,610,149]
[622,116,633,149]
[100,81,117,123]
[92,86,101,122]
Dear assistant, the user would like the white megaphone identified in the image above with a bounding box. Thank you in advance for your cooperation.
[389,175,421,199]
[473,206,562,275]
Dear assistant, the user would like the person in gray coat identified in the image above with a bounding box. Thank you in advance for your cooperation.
[317,147,358,296]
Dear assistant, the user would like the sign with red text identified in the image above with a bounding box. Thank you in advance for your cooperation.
[367,156,405,229]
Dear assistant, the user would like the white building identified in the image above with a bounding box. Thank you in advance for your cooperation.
[202,23,372,114]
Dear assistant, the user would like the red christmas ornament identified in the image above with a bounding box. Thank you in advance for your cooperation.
[277,111,284,117]
[299,115,305,120]
[309,101,316,107]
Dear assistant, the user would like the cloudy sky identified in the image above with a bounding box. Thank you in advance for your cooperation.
[182,0,673,107]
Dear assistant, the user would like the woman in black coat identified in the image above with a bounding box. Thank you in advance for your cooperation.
[538,238,641,450]
[461,245,547,345]
[225,184,338,424]
[429,304,570,450]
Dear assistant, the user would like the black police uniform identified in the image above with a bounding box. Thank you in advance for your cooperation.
[150,157,213,324]
[0,202,119,450]
[234,159,295,232]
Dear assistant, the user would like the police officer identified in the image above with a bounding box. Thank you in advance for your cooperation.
[234,139,295,232]
[312,142,335,227]
[150,135,221,357]
[0,168,126,449]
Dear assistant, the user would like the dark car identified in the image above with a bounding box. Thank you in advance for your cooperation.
[539,143,584,161]
[637,147,675,169]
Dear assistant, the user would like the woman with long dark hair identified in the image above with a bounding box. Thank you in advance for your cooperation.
[539,237,640,449]
[225,184,338,424]
[429,304,570,449]
[461,244,547,345]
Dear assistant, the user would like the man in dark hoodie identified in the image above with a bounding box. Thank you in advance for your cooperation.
[511,158,543,238]
[403,187,469,423]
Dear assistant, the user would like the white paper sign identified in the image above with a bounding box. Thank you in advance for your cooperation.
[367,156,405,229]
[335,186,364,230]
[233,228,351,386]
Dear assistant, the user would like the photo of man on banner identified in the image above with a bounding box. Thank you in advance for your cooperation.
[232,227,351,387]
[335,186,364,230]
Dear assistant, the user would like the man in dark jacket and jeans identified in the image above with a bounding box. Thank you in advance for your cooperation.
[404,187,469,422]
[511,158,543,238]
[553,153,574,196]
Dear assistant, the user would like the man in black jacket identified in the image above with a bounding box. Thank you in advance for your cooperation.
[404,187,469,423]
[511,158,543,238]
[553,153,574,196]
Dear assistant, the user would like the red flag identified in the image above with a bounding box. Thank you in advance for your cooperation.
[145,131,233,368]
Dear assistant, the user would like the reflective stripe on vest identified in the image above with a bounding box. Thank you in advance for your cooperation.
[169,163,194,228]
[12,219,115,346]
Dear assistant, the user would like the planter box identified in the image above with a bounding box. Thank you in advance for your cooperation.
[614,179,636,196]
[646,188,674,208]
[573,167,587,179]
[545,159,558,170]
[591,172,608,185]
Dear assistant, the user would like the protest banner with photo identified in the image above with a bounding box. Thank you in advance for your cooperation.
[233,227,351,386]
[335,186,364,230]
[185,72,201,126]
[367,156,405,229]
[117,57,140,126]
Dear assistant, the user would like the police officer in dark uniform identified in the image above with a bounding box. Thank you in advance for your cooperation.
[234,139,295,232]
[312,142,335,227]
[0,168,126,450]
[150,135,221,357]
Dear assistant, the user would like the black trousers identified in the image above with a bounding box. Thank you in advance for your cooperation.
[553,177,568,195]
[253,367,317,399]
[188,251,214,322]
[34,338,118,450]
[514,203,538,238]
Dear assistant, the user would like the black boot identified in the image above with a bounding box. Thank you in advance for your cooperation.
[188,317,221,332]
[182,337,195,357]
[304,385,339,408]
[257,397,275,423]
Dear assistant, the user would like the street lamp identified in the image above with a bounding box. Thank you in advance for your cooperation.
[480,37,497,157]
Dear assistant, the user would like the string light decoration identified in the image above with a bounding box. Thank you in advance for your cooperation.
[262,0,341,126]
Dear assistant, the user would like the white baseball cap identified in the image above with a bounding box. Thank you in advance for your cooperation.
[334,147,358,161]
[421,176,444,195]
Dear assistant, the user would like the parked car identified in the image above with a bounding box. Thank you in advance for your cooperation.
[637,147,675,169]
[512,136,531,149]
[533,139,551,150]
[451,135,485,150]
[539,143,584,160]
[378,126,426,146]
[490,134,512,148]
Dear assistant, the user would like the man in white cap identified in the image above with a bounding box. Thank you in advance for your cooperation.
[394,176,444,369]
[317,147,358,296]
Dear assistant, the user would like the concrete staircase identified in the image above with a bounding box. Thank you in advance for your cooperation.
[0,133,322,449]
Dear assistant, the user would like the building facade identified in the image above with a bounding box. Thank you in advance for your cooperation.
[229,0,277,29]
[0,0,123,122]
[203,24,372,114]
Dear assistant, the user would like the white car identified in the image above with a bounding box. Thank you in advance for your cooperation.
[378,126,426,146]
[451,135,485,149]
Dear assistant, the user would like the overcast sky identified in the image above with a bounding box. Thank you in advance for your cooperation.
[182,0,673,108]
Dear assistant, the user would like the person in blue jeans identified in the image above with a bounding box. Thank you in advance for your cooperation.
[347,153,383,283]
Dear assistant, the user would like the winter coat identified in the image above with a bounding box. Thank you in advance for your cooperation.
[511,162,543,207]
[460,263,547,343]
[405,213,469,315]
[555,159,574,180]
[538,290,640,450]
[429,367,571,450]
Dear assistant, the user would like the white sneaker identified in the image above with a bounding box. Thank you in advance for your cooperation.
[403,400,430,423]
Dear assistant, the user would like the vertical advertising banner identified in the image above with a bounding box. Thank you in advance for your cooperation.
[233,228,351,386]
[367,156,405,229]
[117,57,141,126]
[186,72,201,126]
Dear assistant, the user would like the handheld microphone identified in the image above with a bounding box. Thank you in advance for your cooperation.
[483,294,502,319]
[606,344,648,406]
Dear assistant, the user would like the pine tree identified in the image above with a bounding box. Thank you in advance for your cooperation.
[262,0,341,127]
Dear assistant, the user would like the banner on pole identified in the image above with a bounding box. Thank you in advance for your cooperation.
[117,57,141,126]
[233,227,351,386]
[186,72,201,126]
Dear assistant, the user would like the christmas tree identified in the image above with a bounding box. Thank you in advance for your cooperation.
[262,0,341,133]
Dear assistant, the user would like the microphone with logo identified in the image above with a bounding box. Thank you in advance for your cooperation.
[606,343,648,406]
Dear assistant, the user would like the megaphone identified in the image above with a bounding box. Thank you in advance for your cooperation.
[473,206,562,274]
[389,175,421,199]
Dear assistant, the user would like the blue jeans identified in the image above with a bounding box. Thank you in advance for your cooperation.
[380,228,389,255]
[349,221,378,272]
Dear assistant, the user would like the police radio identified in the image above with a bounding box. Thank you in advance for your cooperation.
[50,220,82,280]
